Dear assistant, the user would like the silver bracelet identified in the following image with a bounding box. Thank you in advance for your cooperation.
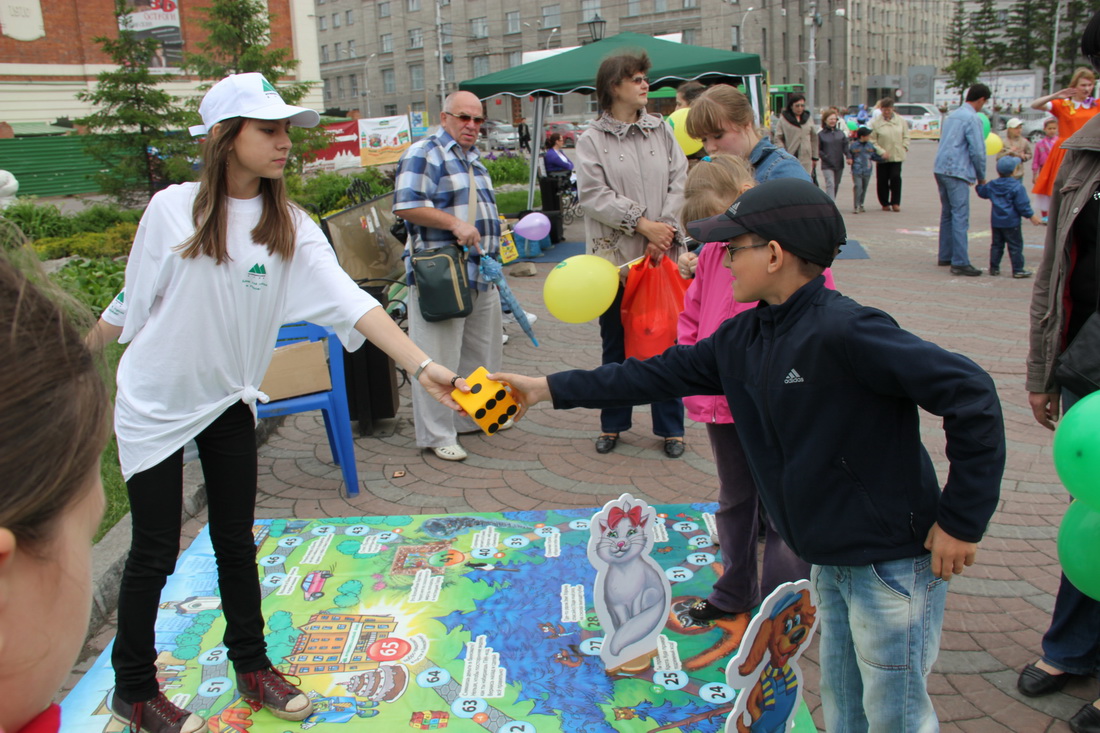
[413,357,433,380]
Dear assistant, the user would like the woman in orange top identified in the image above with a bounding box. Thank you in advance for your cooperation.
[1031,67,1100,215]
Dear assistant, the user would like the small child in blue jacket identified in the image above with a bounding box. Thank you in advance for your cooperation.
[846,127,882,214]
[976,156,1042,278]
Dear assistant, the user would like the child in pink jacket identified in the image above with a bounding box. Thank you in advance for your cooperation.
[677,155,835,622]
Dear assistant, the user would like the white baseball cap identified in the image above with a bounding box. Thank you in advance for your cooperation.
[1006,117,1023,129]
[188,73,320,137]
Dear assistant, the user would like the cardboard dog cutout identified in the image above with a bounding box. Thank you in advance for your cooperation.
[724,579,819,733]
[587,493,672,673]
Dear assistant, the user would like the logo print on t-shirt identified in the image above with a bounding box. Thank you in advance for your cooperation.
[784,369,804,384]
[243,263,268,291]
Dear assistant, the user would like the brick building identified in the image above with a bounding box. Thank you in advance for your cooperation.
[0,0,322,125]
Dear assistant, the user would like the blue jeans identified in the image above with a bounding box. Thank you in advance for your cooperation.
[853,172,872,210]
[1042,389,1100,677]
[936,173,972,266]
[813,555,948,732]
[990,225,1026,274]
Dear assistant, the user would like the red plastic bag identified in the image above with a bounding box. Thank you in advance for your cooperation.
[621,255,691,360]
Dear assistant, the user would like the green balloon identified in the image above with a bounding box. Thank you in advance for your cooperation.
[978,113,991,139]
[846,118,857,131]
[1052,391,1100,511]
[1058,500,1100,601]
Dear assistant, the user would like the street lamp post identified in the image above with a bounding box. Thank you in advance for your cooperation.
[545,26,559,50]
[737,7,755,53]
[361,52,376,118]
[586,13,606,43]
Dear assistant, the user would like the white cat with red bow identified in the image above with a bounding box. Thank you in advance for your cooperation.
[587,493,672,671]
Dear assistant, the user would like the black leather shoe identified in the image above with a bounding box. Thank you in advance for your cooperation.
[595,433,618,454]
[687,599,737,622]
[1017,662,1069,697]
[1070,703,1100,733]
[951,264,982,277]
[663,438,685,458]
[938,260,951,266]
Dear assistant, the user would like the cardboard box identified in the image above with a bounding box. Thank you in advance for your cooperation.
[259,339,332,402]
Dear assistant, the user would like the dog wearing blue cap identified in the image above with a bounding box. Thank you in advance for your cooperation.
[724,580,819,733]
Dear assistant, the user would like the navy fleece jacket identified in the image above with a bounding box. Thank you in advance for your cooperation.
[548,277,1005,566]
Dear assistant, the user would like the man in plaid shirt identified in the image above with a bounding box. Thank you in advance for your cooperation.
[394,90,504,461]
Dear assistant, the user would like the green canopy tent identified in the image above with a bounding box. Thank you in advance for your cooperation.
[459,32,764,210]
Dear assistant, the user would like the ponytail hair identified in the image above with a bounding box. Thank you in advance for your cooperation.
[177,117,298,264]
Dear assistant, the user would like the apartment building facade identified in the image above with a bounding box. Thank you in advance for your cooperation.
[316,0,950,124]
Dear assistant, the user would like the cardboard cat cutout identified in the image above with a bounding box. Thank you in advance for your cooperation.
[587,493,672,672]
[724,580,818,733]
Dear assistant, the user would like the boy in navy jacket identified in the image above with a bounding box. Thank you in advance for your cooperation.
[494,179,1005,732]
[976,155,1042,278]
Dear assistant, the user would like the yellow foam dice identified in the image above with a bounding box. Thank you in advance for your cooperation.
[450,366,518,435]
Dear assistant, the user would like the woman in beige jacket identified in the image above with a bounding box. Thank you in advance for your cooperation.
[575,50,688,459]
[870,98,911,211]
[773,94,819,176]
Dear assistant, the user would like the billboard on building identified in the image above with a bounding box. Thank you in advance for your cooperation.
[934,69,1043,111]
[120,0,184,70]
[358,115,412,166]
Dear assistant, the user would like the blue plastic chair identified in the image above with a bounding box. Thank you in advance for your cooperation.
[256,322,359,496]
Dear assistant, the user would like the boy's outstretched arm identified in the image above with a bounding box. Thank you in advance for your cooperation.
[491,372,551,420]
[924,523,978,580]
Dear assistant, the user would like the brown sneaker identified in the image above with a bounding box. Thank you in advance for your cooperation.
[110,692,208,733]
[237,666,314,721]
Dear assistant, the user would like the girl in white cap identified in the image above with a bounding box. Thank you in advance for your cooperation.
[87,73,465,733]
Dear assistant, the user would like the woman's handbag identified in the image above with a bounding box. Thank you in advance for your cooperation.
[621,254,690,360]
[410,244,473,322]
[409,159,477,322]
[1053,205,1100,396]
[1054,312,1100,397]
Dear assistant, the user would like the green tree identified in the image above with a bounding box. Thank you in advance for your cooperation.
[945,46,984,104]
[970,0,1007,69]
[944,0,968,63]
[1003,0,1055,72]
[180,0,326,173]
[76,0,193,206]
[1054,0,1098,87]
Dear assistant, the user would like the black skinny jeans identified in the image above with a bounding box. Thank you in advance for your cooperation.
[112,401,270,702]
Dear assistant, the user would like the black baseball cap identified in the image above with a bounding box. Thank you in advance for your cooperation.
[686,178,847,267]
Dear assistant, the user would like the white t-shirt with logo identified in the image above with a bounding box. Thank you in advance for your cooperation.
[102,182,378,480]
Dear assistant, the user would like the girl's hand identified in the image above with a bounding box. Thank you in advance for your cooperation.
[1054,87,1078,100]
[419,362,469,413]
[488,372,550,420]
[677,251,698,278]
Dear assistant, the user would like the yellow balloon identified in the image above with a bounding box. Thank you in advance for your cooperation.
[985,133,1003,156]
[668,108,703,156]
[543,255,620,323]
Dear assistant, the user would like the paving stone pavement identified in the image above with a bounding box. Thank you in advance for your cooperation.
[67,142,1095,732]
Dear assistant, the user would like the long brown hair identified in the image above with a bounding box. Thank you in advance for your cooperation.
[0,253,109,547]
[685,84,757,140]
[177,117,298,264]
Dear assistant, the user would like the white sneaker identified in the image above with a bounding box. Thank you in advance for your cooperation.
[431,444,467,461]
[500,418,514,431]
[503,310,538,326]
[502,333,510,345]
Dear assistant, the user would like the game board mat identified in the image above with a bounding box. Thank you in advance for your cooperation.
[62,505,816,732]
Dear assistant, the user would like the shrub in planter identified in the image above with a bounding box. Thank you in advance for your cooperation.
[50,257,127,316]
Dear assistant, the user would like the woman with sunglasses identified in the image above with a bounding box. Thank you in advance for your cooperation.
[575,51,689,459]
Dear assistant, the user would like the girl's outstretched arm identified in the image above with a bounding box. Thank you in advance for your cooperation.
[353,307,466,412]
[85,318,123,353]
